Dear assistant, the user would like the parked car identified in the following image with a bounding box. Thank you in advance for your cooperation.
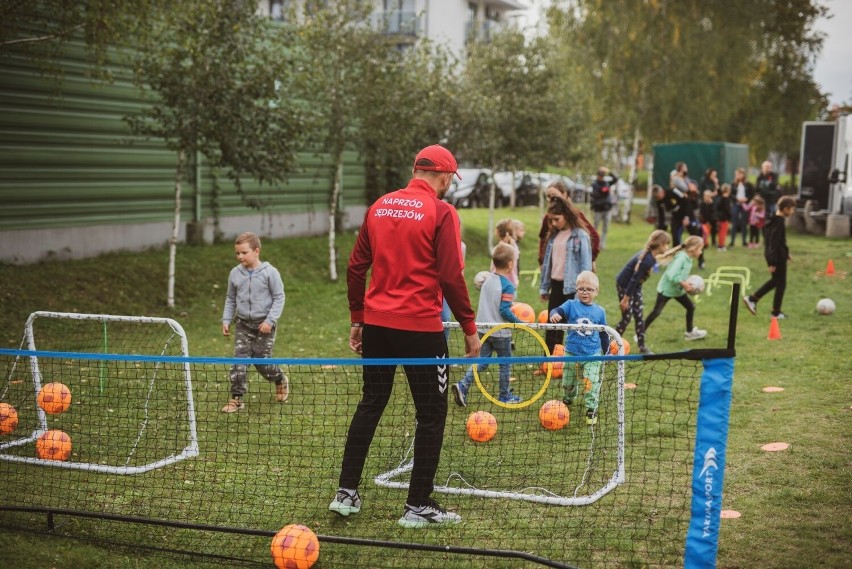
[446,168,494,208]
[492,171,542,206]
[535,173,589,204]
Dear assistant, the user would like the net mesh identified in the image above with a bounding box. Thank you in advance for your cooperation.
[0,316,709,568]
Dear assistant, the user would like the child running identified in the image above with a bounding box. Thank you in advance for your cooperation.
[452,243,523,406]
[743,196,796,319]
[614,229,673,355]
[548,271,608,426]
[643,235,707,342]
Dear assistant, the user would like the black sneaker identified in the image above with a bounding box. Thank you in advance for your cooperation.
[585,408,598,426]
[771,312,786,320]
[398,499,461,528]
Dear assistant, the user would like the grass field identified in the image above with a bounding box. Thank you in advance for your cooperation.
[0,203,850,568]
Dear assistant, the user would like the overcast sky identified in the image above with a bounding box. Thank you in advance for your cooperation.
[813,0,852,107]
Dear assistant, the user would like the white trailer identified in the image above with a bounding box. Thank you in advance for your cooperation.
[797,114,851,237]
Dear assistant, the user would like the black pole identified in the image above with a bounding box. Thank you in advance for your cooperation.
[728,282,740,352]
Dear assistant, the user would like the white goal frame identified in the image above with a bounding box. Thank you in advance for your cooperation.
[373,322,627,506]
[0,311,199,474]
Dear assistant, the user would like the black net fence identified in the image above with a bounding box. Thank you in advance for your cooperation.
[0,315,719,568]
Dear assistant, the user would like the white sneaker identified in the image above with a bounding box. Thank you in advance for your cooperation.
[684,328,708,341]
[742,295,757,316]
[398,499,461,528]
[329,488,362,516]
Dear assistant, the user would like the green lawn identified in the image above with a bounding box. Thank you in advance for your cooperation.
[0,204,850,568]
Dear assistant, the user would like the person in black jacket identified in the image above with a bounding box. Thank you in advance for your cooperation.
[590,167,617,249]
[756,161,780,216]
[652,185,669,231]
[729,167,754,247]
[715,184,733,252]
[742,196,796,320]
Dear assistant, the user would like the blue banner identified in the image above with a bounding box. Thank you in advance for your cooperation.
[684,357,735,568]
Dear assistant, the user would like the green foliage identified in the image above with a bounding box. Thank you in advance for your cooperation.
[0,0,170,82]
[126,1,307,199]
[454,31,593,171]
[546,0,829,162]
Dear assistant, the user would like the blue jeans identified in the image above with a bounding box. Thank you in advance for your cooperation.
[440,299,451,342]
[458,334,513,399]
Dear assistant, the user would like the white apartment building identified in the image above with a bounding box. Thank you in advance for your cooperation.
[260,0,531,57]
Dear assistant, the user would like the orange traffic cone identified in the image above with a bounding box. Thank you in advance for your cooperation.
[826,259,835,276]
[767,316,782,340]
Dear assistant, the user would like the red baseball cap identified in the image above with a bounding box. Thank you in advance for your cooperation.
[413,144,461,179]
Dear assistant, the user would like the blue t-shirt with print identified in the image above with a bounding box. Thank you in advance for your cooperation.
[550,298,607,356]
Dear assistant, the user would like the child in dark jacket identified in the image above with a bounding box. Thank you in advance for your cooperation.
[614,230,673,355]
[743,196,797,320]
[699,190,717,248]
[715,184,733,251]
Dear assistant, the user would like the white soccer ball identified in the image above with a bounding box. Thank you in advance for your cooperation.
[816,298,836,315]
[474,271,493,290]
[686,275,704,295]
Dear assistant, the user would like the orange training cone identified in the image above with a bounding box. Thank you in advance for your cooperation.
[825,259,835,276]
[767,316,782,340]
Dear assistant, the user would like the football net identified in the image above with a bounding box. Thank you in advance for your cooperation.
[375,322,626,507]
[0,310,735,568]
[0,311,198,474]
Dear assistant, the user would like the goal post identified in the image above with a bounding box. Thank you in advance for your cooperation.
[374,321,627,507]
[0,311,198,474]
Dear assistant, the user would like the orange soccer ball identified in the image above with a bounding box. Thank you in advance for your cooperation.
[466,411,497,442]
[35,429,72,461]
[37,382,72,415]
[609,338,631,355]
[539,343,565,379]
[510,302,535,323]
[271,524,320,569]
[0,402,19,435]
[539,399,570,431]
[538,309,549,323]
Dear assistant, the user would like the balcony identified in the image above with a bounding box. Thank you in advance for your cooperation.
[372,10,423,38]
[466,18,507,43]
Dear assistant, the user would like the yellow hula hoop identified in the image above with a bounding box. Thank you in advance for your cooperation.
[472,323,552,409]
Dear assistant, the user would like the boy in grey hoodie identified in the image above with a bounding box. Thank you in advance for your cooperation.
[221,232,287,412]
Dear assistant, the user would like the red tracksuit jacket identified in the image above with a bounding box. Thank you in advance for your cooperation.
[347,178,477,336]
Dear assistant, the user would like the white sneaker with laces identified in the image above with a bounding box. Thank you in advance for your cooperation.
[329,488,362,516]
[684,328,708,341]
[743,295,757,315]
[398,499,461,528]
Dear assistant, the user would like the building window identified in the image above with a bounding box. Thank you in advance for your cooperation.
[466,3,478,42]
[376,0,419,37]
[269,0,288,21]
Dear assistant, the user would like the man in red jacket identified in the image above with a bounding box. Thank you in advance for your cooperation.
[329,144,481,528]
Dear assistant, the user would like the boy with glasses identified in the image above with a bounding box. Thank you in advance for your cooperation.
[548,271,608,426]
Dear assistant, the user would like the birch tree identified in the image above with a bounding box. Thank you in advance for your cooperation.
[127,0,305,307]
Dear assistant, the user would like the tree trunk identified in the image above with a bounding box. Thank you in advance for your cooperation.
[328,152,343,282]
[167,150,185,308]
[487,180,496,252]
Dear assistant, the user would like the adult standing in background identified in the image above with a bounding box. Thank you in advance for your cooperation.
[700,168,721,246]
[330,144,481,528]
[589,167,617,250]
[729,167,754,247]
[756,161,780,216]
[668,162,694,247]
